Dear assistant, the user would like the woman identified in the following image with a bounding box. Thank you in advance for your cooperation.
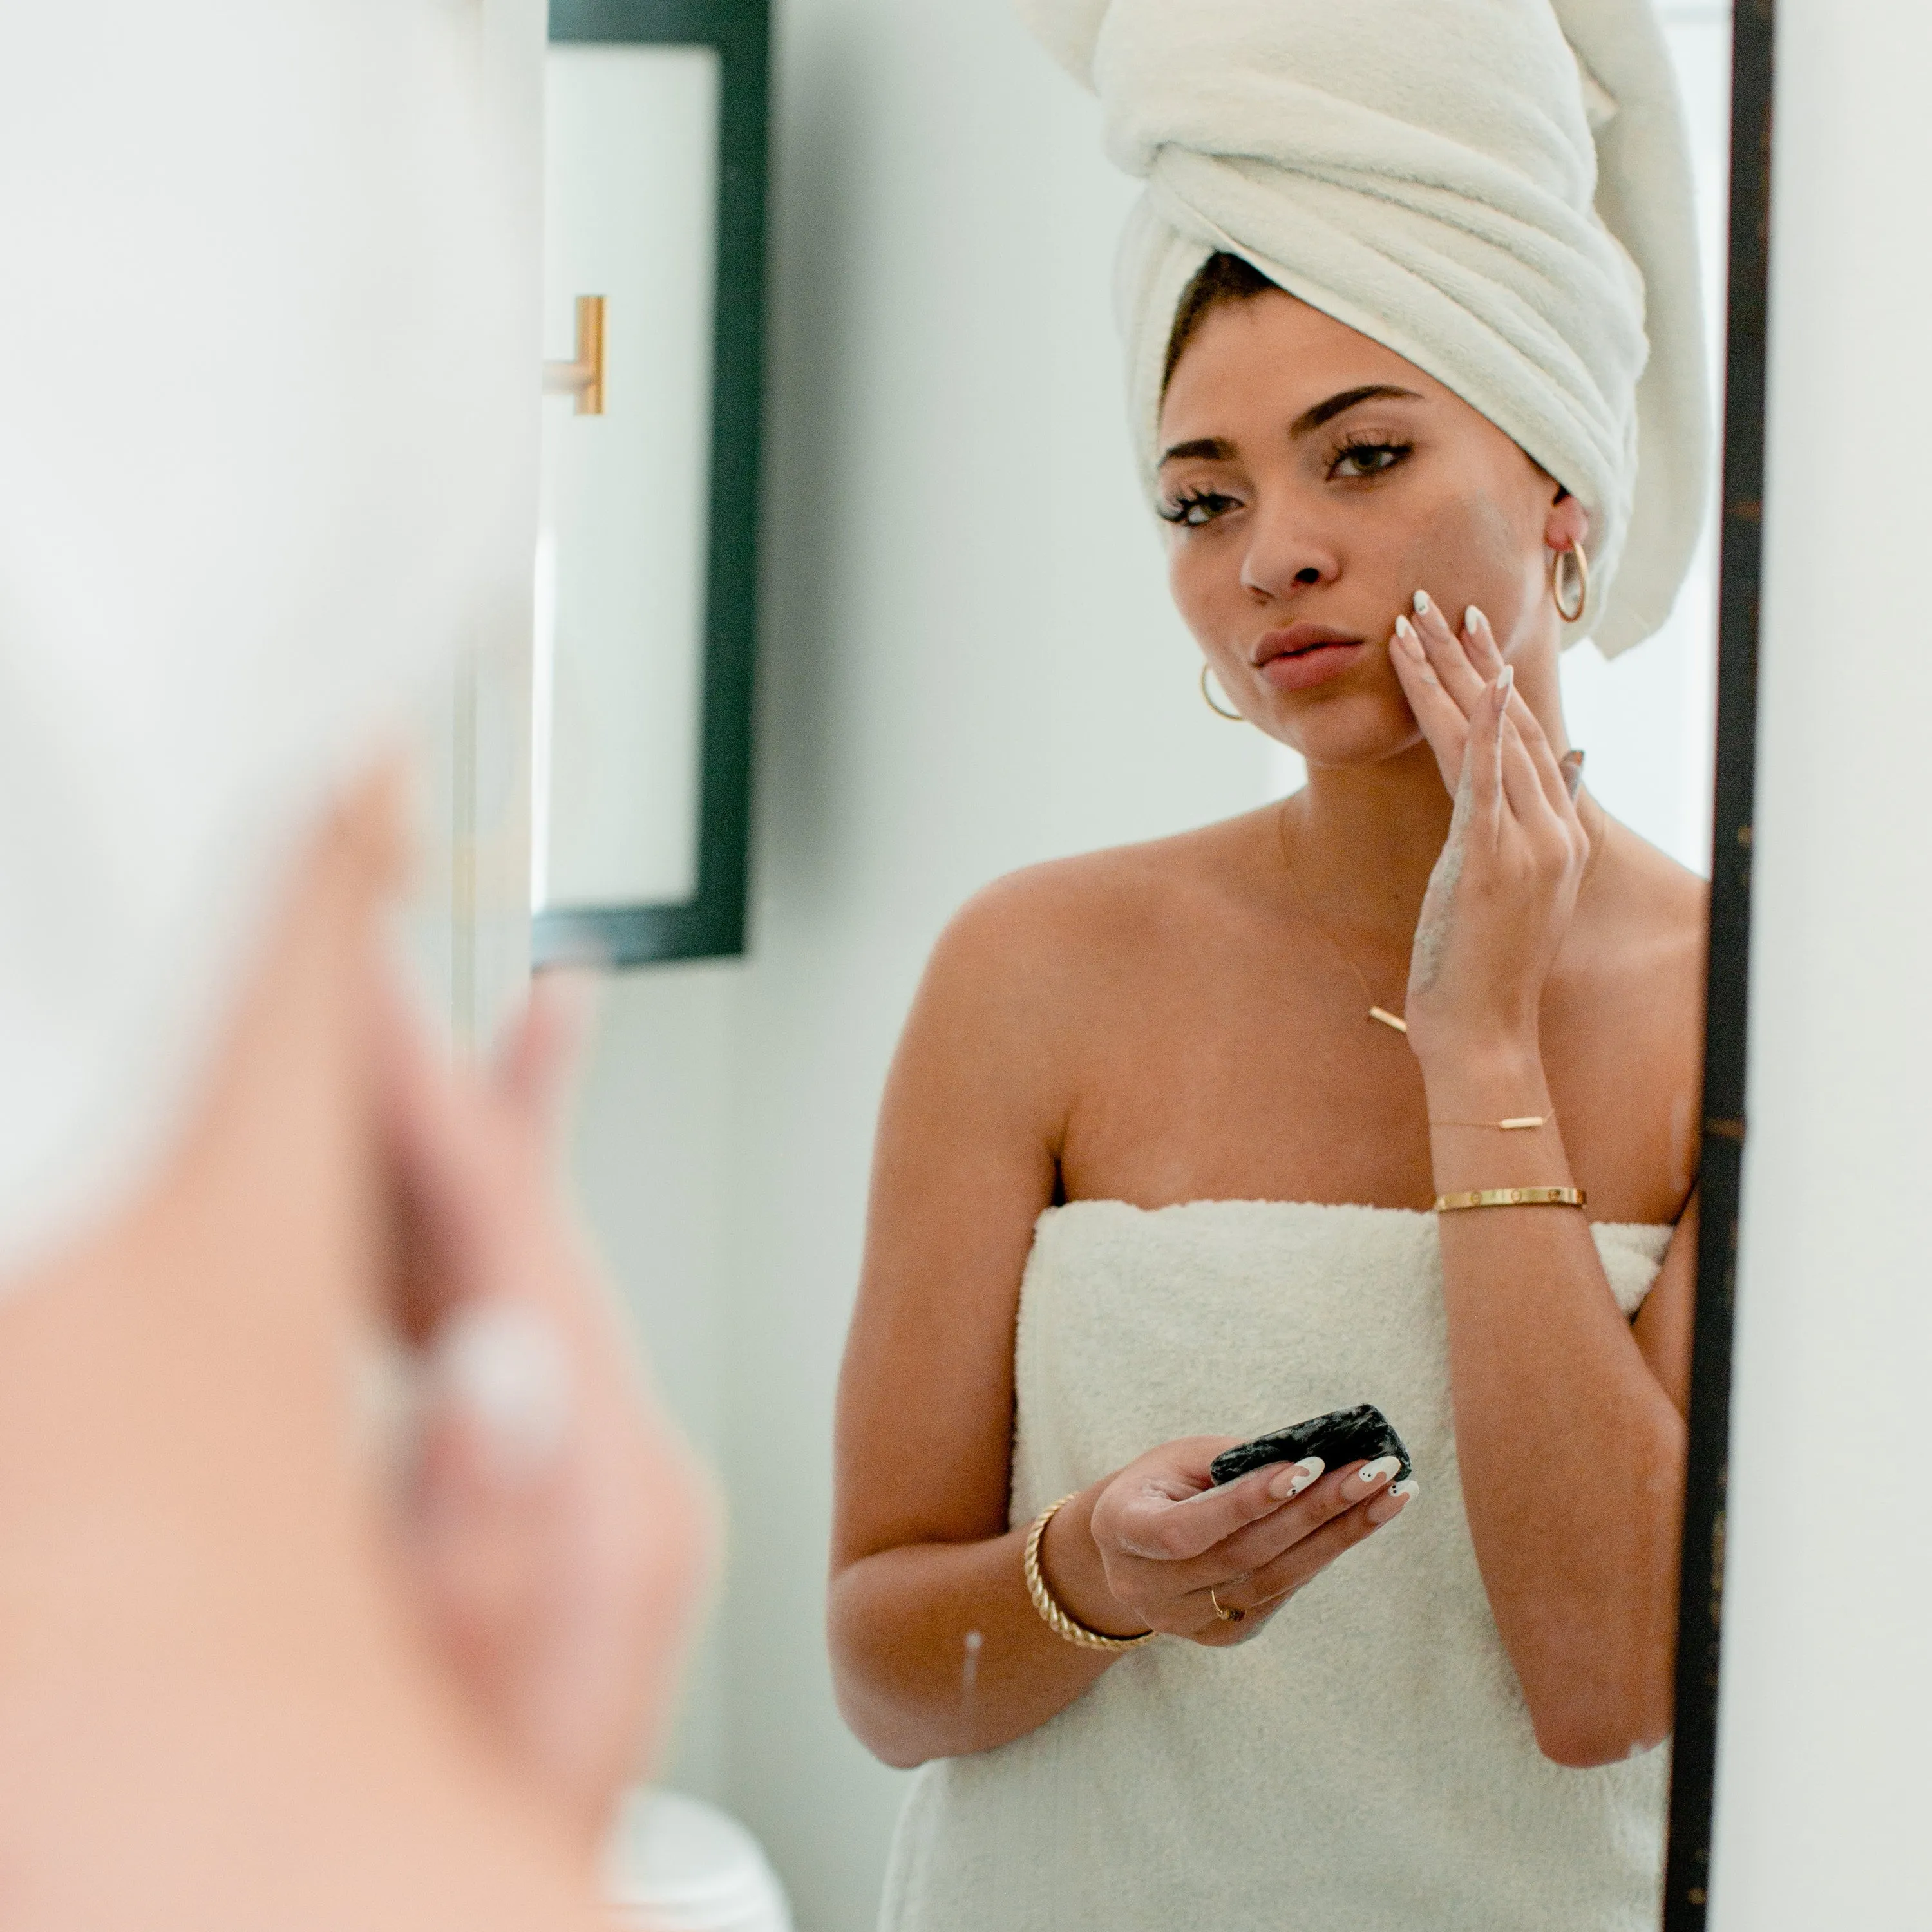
[0,8,711,1924]
[829,1,1708,1926]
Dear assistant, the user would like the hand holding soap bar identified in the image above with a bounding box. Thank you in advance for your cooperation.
[1209,1404,1413,1488]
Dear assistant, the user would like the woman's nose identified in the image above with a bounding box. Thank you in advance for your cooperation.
[1239,507,1339,603]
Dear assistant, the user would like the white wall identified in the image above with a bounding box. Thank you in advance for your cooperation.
[1709,0,1932,1920]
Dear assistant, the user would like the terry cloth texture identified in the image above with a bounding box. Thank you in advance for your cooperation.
[0,3,515,1279]
[882,1198,1673,1931]
[1014,0,1709,659]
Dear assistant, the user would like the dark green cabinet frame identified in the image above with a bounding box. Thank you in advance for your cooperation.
[535,0,769,968]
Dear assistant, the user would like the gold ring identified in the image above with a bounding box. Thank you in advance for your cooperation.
[1209,1588,1245,1624]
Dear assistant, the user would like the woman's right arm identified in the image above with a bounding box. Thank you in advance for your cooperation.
[829,881,1124,1766]
[829,880,1408,1768]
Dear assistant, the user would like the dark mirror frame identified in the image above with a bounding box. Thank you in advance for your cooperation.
[534,0,770,970]
[1664,1,1772,1923]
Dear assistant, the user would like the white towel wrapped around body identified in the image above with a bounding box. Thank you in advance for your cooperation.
[1015,0,1707,658]
[882,1201,1676,1930]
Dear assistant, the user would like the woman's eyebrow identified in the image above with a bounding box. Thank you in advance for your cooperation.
[1157,435,1235,468]
[1291,384,1423,436]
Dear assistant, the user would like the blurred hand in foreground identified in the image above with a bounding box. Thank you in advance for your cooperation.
[377,965,717,1842]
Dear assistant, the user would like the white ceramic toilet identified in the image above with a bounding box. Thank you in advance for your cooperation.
[604,1787,794,1932]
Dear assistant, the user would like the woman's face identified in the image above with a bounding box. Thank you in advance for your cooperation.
[1157,290,1586,768]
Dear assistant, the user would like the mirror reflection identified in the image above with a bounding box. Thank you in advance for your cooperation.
[565,0,1732,1926]
[0,0,1756,1926]
[536,41,720,914]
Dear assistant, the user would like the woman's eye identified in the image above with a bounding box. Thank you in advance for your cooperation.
[1330,440,1412,480]
[1159,488,1239,527]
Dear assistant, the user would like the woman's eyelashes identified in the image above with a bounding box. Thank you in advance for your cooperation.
[1327,431,1414,482]
[1160,435,1416,524]
[1158,485,1242,527]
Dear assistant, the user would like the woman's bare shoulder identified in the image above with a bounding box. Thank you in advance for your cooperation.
[929,809,1274,985]
[1572,815,1710,1045]
[1596,815,1709,947]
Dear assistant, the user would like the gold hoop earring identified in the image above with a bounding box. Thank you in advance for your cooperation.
[1200,663,1244,721]
[1551,539,1589,625]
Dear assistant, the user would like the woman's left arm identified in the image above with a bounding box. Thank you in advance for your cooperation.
[1394,631,1692,1769]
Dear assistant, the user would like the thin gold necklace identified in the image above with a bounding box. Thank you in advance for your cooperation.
[1274,791,1610,1039]
[1275,801,1410,1035]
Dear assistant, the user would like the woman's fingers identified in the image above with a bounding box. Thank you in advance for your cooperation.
[1408,591,1489,715]
[496,969,600,1146]
[1503,688,1584,825]
[1496,711,1554,828]
[1459,603,1508,681]
[1102,1448,1297,1564]
[1467,663,1507,850]
[1389,618,1471,793]
[1400,595,1570,812]
[1420,598,1551,755]
[1161,1459,1393,1590]
[372,970,510,1335]
[1207,1479,1417,1620]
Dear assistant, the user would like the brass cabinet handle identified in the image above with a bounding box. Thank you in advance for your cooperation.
[543,294,606,415]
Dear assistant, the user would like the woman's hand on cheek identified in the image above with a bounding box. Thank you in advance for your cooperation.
[1078,1439,1414,1650]
[1389,591,1542,797]
[1403,667,1589,1066]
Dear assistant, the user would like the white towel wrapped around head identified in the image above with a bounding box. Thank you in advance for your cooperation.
[1014,0,1708,658]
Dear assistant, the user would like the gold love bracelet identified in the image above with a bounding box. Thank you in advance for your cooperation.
[1434,1186,1586,1213]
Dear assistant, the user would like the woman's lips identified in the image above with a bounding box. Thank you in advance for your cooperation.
[1253,624,1368,693]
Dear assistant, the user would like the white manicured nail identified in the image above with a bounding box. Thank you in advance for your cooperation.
[1393,619,1435,679]
[1357,1456,1403,1490]
[426,1301,573,1481]
[1464,605,1486,634]
[1412,589,1431,615]
[1269,1455,1326,1500]
[1496,663,1515,696]
[1390,1478,1420,1501]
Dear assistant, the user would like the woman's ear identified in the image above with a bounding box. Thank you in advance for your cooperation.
[1544,490,1590,556]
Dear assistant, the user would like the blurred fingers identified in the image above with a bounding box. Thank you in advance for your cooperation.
[497,969,601,1145]
[422,1300,576,1485]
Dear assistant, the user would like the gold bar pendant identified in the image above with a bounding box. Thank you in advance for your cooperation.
[1368,1007,1408,1034]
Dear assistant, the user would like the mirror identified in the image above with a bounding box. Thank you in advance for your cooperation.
[537,43,720,913]
[549,2,1761,1927]
[535,0,768,969]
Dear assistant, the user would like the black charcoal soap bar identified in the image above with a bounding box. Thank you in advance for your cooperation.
[1209,1403,1412,1487]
